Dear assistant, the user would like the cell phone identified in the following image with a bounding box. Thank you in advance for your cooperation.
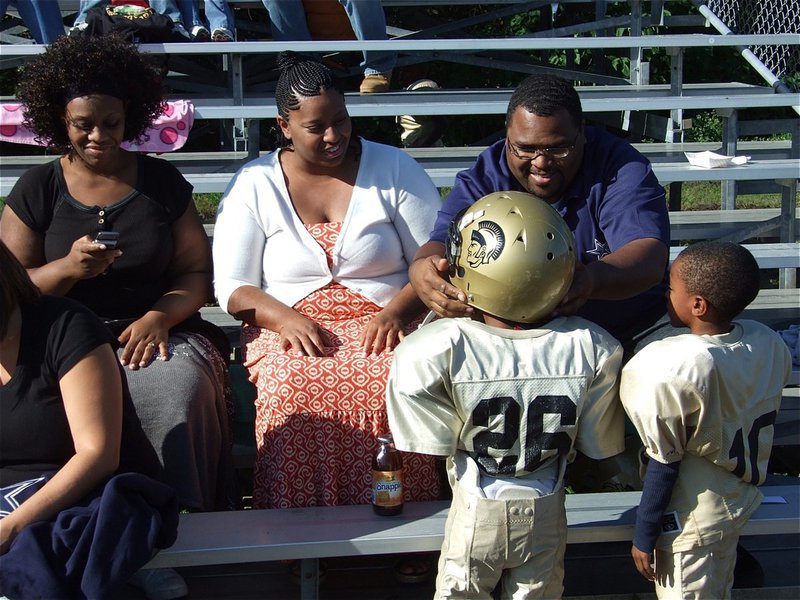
[94,231,120,249]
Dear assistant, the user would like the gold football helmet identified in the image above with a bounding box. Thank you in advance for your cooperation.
[446,191,576,323]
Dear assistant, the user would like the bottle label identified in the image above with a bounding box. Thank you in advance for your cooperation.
[372,469,404,507]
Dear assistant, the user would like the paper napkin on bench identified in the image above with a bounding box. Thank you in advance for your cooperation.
[684,150,750,168]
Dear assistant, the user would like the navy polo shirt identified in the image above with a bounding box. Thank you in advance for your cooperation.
[430,126,670,342]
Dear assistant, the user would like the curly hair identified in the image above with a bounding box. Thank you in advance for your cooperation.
[506,74,583,129]
[674,241,760,322]
[16,34,165,152]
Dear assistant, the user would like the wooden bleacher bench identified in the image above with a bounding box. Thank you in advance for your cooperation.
[144,486,800,599]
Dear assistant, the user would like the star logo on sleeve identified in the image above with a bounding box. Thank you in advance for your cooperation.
[586,239,610,259]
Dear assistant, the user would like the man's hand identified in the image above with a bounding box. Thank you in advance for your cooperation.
[408,254,472,319]
[553,261,595,316]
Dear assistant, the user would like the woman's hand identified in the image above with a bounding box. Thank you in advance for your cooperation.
[65,235,123,281]
[409,253,472,319]
[278,311,328,357]
[118,311,171,369]
[360,310,405,355]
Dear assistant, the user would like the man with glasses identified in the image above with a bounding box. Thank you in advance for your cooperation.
[409,74,670,347]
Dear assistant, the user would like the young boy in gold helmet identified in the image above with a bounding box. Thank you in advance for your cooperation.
[386,191,626,599]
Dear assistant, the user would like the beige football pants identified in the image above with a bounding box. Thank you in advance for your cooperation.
[654,529,742,599]
[435,482,567,600]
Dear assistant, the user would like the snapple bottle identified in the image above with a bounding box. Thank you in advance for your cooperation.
[372,434,404,515]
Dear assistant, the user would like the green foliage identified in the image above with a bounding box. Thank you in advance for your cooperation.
[194,193,222,223]
[781,71,800,92]
[685,112,722,143]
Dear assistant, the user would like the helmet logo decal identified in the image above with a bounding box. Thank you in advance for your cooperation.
[467,220,505,268]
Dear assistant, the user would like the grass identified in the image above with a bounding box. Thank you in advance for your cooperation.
[665,182,798,211]
[195,193,223,223]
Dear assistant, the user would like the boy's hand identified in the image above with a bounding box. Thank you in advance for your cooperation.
[631,545,655,581]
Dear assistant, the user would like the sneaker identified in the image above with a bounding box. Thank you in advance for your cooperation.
[191,25,211,42]
[398,79,446,147]
[67,22,88,37]
[394,554,432,584]
[128,568,188,600]
[172,23,192,40]
[211,28,234,42]
[359,72,391,94]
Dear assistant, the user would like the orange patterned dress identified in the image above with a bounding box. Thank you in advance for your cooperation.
[242,222,440,509]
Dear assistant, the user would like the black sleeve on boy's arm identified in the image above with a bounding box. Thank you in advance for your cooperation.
[633,458,681,553]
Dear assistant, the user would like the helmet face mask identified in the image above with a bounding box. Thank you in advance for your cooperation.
[447,191,576,324]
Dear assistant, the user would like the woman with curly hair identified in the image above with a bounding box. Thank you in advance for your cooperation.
[0,35,232,595]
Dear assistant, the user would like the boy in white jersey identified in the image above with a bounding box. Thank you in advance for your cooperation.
[386,191,625,599]
[620,241,792,599]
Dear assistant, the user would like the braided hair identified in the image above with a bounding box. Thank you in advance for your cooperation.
[506,74,583,129]
[275,51,344,119]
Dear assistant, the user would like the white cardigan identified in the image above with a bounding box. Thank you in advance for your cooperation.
[212,139,440,313]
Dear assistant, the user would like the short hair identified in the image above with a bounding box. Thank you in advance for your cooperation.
[506,74,583,129]
[0,240,40,338]
[16,34,165,152]
[275,51,344,120]
[674,241,760,322]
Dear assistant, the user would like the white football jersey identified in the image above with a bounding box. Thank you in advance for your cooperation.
[621,320,792,549]
[386,316,624,482]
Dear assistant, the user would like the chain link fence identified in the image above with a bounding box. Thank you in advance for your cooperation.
[705,0,799,79]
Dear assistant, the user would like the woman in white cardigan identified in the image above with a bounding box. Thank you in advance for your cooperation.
[212,52,442,521]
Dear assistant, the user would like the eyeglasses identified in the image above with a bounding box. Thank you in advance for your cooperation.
[506,131,581,161]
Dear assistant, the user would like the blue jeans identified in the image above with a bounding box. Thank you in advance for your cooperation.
[263,0,394,75]
[177,0,233,32]
[0,0,64,43]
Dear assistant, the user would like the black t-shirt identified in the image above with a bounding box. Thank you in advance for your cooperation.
[6,155,192,321]
[0,296,160,486]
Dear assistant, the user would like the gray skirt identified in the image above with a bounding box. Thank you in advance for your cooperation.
[120,332,232,511]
